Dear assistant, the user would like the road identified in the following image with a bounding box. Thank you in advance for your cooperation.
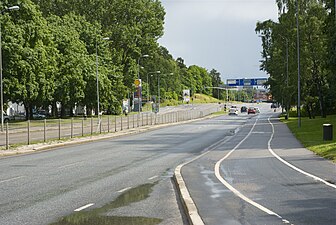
[0,103,334,225]
[180,104,336,225]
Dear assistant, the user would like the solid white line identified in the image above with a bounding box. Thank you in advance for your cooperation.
[174,135,235,225]
[267,117,336,189]
[148,175,158,180]
[0,176,25,184]
[117,187,132,193]
[74,203,94,212]
[214,118,291,222]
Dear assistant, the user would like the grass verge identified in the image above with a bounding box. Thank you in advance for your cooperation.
[280,115,336,161]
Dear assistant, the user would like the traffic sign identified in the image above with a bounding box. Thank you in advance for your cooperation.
[134,79,141,87]
[227,78,267,87]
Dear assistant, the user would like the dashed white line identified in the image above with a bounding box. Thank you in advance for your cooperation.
[74,203,94,212]
[58,161,83,169]
[117,187,132,193]
[0,176,25,184]
[148,175,158,180]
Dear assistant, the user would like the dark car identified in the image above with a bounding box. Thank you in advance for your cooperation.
[248,107,256,114]
[241,106,247,113]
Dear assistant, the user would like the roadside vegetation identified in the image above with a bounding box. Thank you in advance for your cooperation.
[1,0,226,119]
[281,115,336,161]
[256,0,336,118]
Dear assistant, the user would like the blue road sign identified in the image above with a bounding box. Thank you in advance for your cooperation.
[227,78,267,87]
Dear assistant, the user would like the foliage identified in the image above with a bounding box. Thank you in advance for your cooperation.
[1,0,224,118]
[256,0,336,118]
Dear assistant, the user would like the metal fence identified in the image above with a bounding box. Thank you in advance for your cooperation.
[0,106,220,149]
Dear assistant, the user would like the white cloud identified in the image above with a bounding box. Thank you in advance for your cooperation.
[159,0,279,79]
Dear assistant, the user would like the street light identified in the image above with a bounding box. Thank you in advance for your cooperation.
[296,0,301,128]
[1,5,20,132]
[158,73,173,112]
[147,70,160,105]
[136,54,149,114]
[95,37,111,121]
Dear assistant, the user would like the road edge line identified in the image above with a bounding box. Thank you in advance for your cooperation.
[213,118,293,223]
[173,135,234,225]
[267,117,336,189]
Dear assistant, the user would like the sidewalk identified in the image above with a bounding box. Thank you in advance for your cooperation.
[270,118,336,183]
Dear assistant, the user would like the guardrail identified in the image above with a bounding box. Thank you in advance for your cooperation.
[0,105,221,149]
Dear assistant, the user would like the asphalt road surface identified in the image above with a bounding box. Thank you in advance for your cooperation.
[0,103,334,225]
[181,105,336,225]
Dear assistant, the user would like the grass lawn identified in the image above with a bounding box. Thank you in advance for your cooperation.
[281,115,336,161]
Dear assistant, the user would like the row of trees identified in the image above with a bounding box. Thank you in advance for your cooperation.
[1,0,223,119]
[256,0,336,118]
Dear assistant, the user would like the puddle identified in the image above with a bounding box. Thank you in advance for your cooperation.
[50,182,162,225]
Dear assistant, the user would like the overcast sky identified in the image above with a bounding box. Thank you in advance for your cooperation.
[158,0,279,81]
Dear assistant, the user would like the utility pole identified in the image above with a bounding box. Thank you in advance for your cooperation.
[296,0,301,128]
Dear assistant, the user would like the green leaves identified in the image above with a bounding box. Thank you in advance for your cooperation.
[256,0,335,117]
[2,0,223,118]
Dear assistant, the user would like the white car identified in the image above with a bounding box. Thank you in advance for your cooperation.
[228,107,239,115]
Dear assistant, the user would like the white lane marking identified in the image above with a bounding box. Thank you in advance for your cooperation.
[74,203,94,212]
[214,118,293,223]
[174,135,236,225]
[0,176,25,184]
[58,161,83,169]
[148,175,158,180]
[267,117,336,189]
[117,187,132,193]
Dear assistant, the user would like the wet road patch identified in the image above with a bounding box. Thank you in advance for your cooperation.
[50,182,162,225]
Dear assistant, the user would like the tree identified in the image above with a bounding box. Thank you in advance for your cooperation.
[256,0,334,117]
[2,0,59,119]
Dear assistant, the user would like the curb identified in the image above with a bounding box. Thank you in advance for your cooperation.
[173,165,205,225]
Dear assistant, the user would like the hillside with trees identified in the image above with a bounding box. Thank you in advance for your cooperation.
[1,0,223,119]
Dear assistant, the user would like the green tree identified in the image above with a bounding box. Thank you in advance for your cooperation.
[2,0,59,119]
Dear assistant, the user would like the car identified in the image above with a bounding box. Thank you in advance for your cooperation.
[248,107,256,114]
[2,112,12,123]
[229,107,239,115]
[240,106,247,113]
[271,103,277,108]
[33,113,46,119]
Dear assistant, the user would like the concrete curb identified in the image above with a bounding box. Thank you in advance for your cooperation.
[173,165,205,225]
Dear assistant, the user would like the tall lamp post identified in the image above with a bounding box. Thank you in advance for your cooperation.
[137,54,149,114]
[296,0,301,128]
[95,37,110,121]
[278,35,289,118]
[147,71,160,107]
[158,73,173,112]
[1,5,19,132]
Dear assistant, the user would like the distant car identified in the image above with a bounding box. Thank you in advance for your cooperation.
[240,106,247,113]
[2,112,12,123]
[248,107,256,114]
[271,103,277,108]
[33,113,46,119]
[229,107,239,115]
